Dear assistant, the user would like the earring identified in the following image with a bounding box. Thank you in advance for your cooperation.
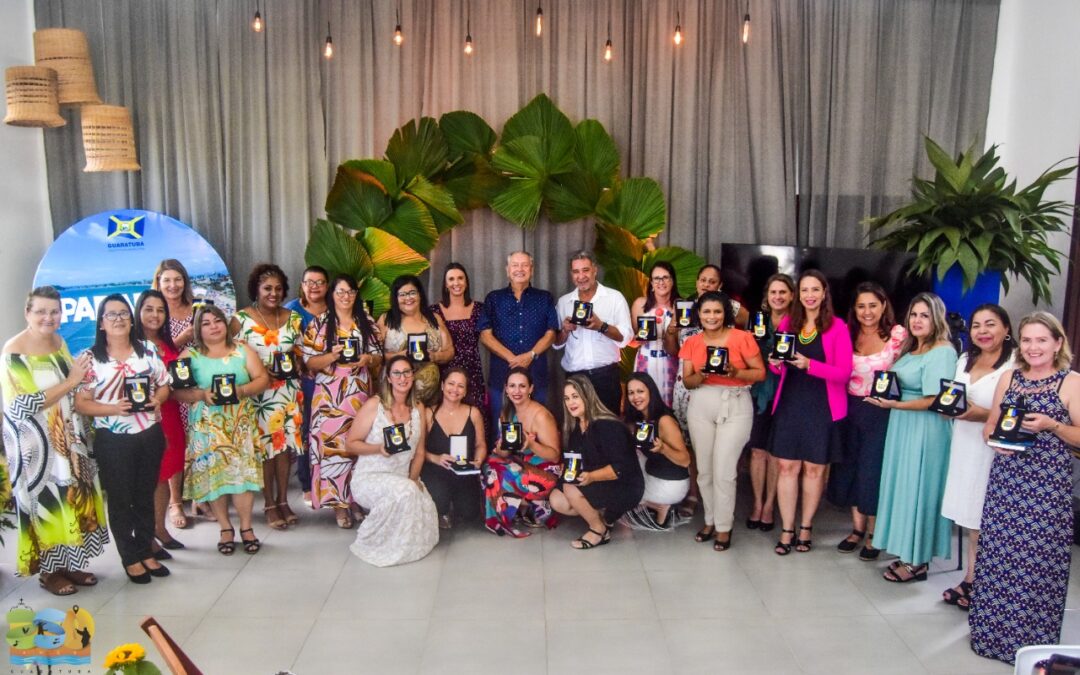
[1004,335,1012,342]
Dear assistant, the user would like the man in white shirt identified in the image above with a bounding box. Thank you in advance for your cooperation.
[553,250,633,414]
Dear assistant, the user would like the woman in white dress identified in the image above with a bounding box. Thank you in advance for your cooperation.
[343,354,438,567]
[939,304,1014,610]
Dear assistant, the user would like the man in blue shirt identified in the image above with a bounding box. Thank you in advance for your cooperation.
[478,251,560,425]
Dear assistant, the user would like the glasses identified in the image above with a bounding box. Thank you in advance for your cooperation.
[397,290,419,299]
[103,311,131,322]
[303,280,328,288]
[334,289,358,297]
[388,369,414,379]
[651,275,672,283]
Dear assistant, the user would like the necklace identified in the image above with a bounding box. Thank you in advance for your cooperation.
[798,325,818,345]
[254,305,280,330]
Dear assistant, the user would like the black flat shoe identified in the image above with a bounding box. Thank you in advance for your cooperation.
[858,545,881,561]
[152,548,173,561]
[146,564,170,578]
[745,518,761,530]
[837,529,865,554]
[158,536,185,550]
[125,566,152,585]
[758,520,775,533]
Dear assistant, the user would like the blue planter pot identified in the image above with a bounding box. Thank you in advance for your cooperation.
[932,266,1002,324]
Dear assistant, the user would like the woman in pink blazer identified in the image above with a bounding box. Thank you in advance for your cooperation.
[767,270,853,555]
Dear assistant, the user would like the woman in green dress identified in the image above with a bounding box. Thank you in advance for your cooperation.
[175,304,269,555]
[1,287,108,595]
[869,292,958,582]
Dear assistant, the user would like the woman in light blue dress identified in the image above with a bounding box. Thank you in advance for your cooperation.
[868,292,958,582]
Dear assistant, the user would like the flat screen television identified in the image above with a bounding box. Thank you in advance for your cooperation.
[719,244,932,323]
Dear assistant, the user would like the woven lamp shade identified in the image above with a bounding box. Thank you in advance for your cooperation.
[4,66,65,127]
[81,104,141,172]
[33,28,101,106]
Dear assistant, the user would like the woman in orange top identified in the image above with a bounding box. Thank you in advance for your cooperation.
[678,291,765,551]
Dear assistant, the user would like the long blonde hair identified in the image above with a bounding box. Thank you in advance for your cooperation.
[1016,311,1073,372]
[561,375,619,448]
[901,292,951,355]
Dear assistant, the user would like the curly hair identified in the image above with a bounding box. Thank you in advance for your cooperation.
[247,263,289,305]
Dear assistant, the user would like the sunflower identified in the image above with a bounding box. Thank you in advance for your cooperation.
[104,642,146,668]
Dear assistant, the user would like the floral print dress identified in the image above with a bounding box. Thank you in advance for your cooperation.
[234,310,304,460]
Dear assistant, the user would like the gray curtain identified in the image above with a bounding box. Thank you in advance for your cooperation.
[35,0,999,304]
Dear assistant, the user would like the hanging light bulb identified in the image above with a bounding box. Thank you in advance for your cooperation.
[535,5,543,37]
[673,11,683,46]
[464,32,473,55]
[742,12,751,44]
[604,38,613,62]
[324,23,334,59]
[393,7,403,45]
[464,6,474,55]
[252,9,263,33]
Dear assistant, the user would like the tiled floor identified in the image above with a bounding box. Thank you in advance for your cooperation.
[2,497,1077,674]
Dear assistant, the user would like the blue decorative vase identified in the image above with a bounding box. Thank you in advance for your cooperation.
[932,266,1002,325]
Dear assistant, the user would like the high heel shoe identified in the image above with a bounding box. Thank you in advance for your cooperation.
[774,528,796,556]
[694,525,716,543]
[713,531,733,552]
[795,525,813,553]
[745,517,761,530]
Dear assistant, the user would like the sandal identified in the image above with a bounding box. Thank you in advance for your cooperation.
[278,501,299,526]
[676,496,699,519]
[335,508,354,529]
[836,529,865,554]
[774,528,796,556]
[264,505,287,530]
[168,502,189,529]
[713,531,733,552]
[60,570,98,587]
[217,528,236,556]
[883,561,928,583]
[943,580,973,607]
[858,533,880,560]
[39,572,77,596]
[795,525,813,553]
[694,525,716,543]
[240,528,261,554]
[571,527,611,550]
[758,518,776,533]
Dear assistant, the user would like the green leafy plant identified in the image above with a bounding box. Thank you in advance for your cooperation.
[866,137,1077,305]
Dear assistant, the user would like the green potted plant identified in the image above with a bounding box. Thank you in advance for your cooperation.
[866,137,1076,318]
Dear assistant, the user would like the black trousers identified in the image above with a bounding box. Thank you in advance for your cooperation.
[94,426,165,566]
[421,462,484,520]
[566,363,622,415]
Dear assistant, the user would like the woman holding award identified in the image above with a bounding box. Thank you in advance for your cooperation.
[134,291,187,554]
[302,275,382,529]
[482,367,562,537]
[231,264,305,531]
[379,275,453,407]
[551,376,644,548]
[826,282,906,560]
[2,286,107,595]
[343,355,438,567]
[938,305,1013,609]
[422,368,487,528]
[869,292,957,582]
[75,295,171,583]
[622,372,690,529]
[174,304,269,556]
[631,262,681,406]
[767,270,853,555]
[968,312,1079,663]
[431,263,486,411]
[678,291,765,551]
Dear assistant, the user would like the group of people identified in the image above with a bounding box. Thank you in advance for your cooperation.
[2,250,1077,666]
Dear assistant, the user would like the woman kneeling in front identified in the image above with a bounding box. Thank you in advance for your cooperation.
[550,376,644,549]
[343,355,438,567]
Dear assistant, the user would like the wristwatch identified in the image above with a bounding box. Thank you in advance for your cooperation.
[599,322,609,335]
[530,350,537,360]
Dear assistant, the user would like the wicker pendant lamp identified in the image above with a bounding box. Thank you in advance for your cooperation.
[33,28,101,106]
[4,66,65,127]
[81,104,140,172]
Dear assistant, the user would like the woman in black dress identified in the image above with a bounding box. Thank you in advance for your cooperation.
[550,376,644,549]
[421,367,487,529]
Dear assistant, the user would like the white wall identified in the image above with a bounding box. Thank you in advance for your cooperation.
[985,0,1080,321]
[0,2,53,339]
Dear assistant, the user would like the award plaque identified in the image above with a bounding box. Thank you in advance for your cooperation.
[702,346,729,375]
[448,434,479,475]
[338,336,360,364]
[383,423,410,454]
[270,351,299,380]
[570,300,593,326]
[636,315,657,342]
[633,421,657,452]
[675,300,695,328]
[870,370,901,401]
[751,311,768,339]
[771,332,796,361]
[169,357,196,389]
[988,397,1037,452]
[124,375,151,413]
[562,452,583,483]
[501,422,523,453]
[929,379,967,416]
[407,333,429,362]
[211,373,239,405]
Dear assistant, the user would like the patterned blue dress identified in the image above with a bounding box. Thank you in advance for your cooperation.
[968,368,1073,664]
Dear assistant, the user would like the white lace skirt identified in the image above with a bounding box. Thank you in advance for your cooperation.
[349,471,438,567]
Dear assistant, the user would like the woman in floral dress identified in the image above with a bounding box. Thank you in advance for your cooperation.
[632,261,681,407]
[232,263,304,530]
[302,274,383,528]
[431,263,486,414]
